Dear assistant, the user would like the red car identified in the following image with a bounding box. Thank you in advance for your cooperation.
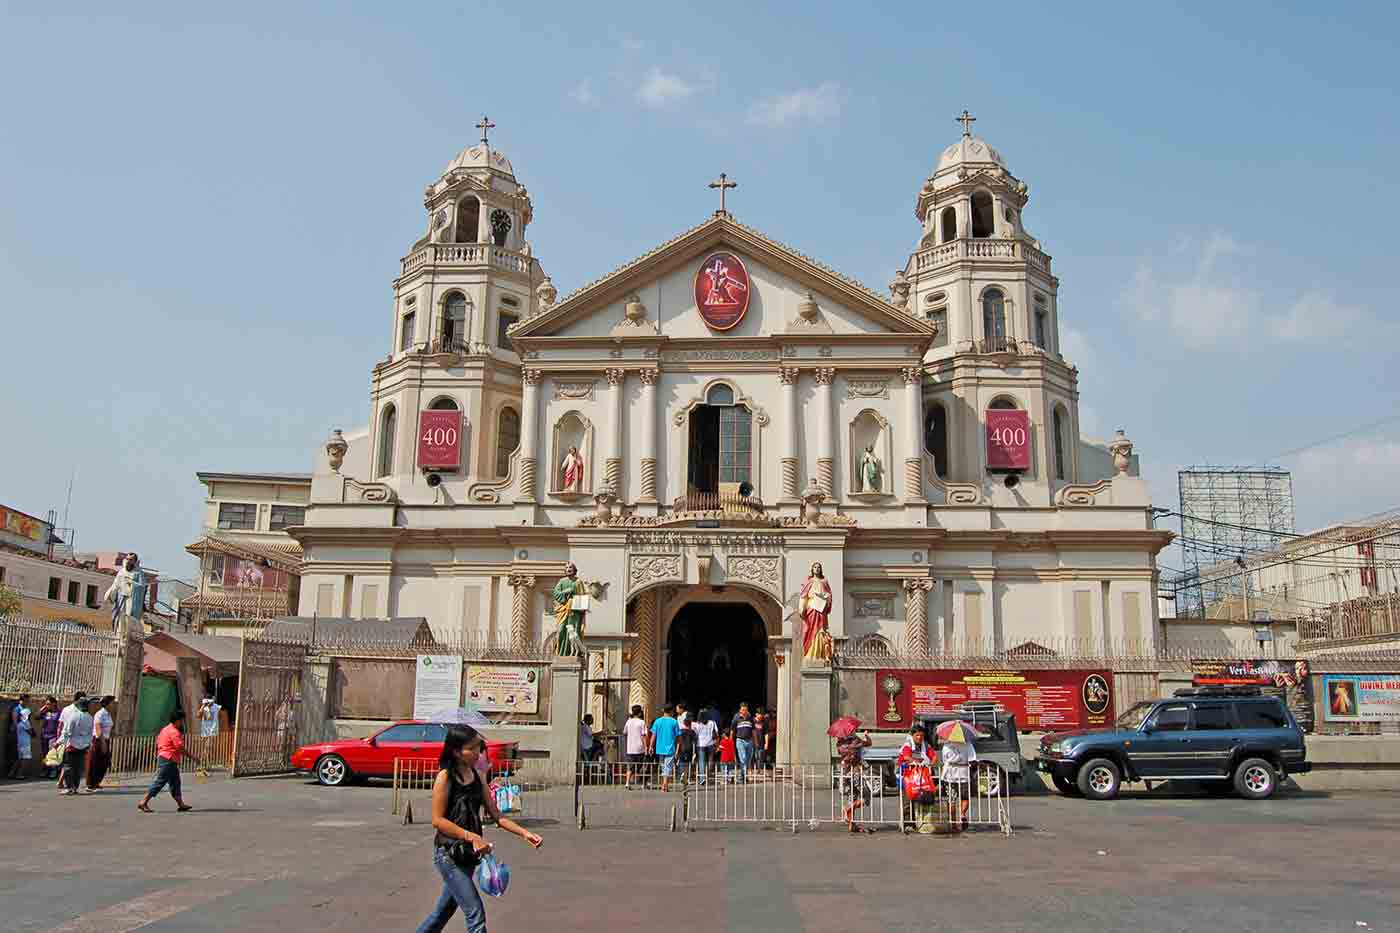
[292,721,451,786]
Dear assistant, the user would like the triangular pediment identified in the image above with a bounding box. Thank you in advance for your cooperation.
[512,216,935,342]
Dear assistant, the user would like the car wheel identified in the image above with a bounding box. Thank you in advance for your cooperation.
[1052,774,1081,797]
[1076,758,1121,801]
[1233,758,1277,800]
[976,764,1008,797]
[315,754,351,787]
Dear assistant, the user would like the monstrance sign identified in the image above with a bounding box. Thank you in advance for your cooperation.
[694,251,751,331]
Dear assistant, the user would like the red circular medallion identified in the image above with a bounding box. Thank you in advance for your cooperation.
[694,251,751,331]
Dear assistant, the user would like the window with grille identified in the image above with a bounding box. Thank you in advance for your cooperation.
[217,502,257,530]
[377,406,397,477]
[718,406,752,485]
[399,311,416,351]
[442,293,467,352]
[269,505,306,530]
[207,555,225,584]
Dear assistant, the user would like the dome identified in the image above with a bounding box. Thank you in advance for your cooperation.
[443,143,515,178]
[935,134,1006,175]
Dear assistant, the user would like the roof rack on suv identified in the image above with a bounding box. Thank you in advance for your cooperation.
[1171,686,1264,698]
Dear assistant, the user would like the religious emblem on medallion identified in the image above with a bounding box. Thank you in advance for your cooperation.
[693,251,751,330]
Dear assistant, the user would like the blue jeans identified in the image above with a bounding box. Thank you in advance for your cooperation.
[736,739,753,781]
[694,745,711,783]
[417,848,486,933]
[147,757,181,799]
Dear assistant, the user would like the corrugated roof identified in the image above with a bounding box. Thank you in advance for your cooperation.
[259,617,438,648]
[146,631,245,665]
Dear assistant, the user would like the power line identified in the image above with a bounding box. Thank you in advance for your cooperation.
[1264,410,1400,463]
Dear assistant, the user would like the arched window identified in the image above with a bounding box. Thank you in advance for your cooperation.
[982,288,1007,351]
[455,197,480,244]
[706,383,735,406]
[442,292,467,352]
[377,405,397,478]
[970,192,995,238]
[495,406,520,478]
[988,397,1018,410]
[940,206,957,243]
[429,397,459,411]
[1053,407,1067,481]
[924,402,949,479]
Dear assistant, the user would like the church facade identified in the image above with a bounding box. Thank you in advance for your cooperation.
[292,120,1171,762]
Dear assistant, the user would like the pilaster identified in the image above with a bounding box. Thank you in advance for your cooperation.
[509,574,536,649]
[813,367,836,498]
[604,368,625,495]
[627,589,658,714]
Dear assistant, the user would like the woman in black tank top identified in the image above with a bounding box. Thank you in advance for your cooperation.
[416,725,543,933]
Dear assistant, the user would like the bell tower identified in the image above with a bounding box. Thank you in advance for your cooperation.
[367,119,551,502]
[899,113,1082,505]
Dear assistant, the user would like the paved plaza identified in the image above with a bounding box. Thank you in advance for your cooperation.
[1,774,1396,932]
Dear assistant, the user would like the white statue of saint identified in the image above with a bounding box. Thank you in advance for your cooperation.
[561,445,584,492]
[859,444,882,493]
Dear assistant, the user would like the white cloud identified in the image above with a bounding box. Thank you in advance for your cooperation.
[636,67,699,108]
[568,79,598,107]
[1289,435,1400,530]
[746,83,841,128]
[1122,233,1370,350]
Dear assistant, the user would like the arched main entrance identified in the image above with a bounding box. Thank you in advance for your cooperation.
[666,602,767,721]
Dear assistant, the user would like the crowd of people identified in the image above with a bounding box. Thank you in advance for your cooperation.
[7,691,117,794]
[581,699,777,789]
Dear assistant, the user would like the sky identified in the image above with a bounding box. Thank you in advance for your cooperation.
[2,1,1398,586]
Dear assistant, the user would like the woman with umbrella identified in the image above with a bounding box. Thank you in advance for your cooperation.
[828,716,873,834]
[935,719,980,830]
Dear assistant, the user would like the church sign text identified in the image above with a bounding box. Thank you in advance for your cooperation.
[417,410,463,470]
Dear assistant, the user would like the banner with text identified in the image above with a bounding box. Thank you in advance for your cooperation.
[417,410,463,470]
[875,668,1115,731]
[413,655,464,720]
[1191,659,1315,733]
[985,409,1031,471]
[1322,674,1400,722]
[466,665,541,714]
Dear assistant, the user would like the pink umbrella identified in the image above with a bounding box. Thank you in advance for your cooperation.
[827,716,862,739]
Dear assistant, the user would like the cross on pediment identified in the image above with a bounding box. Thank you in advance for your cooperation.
[708,172,736,216]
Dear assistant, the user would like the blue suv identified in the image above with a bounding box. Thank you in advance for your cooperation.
[1037,687,1310,800]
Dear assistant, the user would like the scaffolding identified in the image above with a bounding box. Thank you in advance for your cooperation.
[1176,467,1295,617]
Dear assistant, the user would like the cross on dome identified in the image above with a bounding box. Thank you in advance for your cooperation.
[957,110,977,137]
[708,172,737,216]
[476,115,496,147]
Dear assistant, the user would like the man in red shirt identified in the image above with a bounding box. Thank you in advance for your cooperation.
[137,710,200,813]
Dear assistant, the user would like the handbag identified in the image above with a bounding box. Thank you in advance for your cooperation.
[903,764,935,802]
[45,741,65,768]
[444,838,479,870]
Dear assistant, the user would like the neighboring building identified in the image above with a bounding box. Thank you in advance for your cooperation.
[184,472,309,636]
[1198,510,1400,650]
[0,504,117,629]
[287,121,1172,762]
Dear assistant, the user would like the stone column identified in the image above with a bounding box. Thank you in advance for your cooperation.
[902,578,933,655]
[604,368,626,495]
[628,589,657,714]
[517,369,542,503]
[901,366,926,502]
[509,574,535,649]
[779,367,800,500]
[638,369,659,502]
[813,367,836,497]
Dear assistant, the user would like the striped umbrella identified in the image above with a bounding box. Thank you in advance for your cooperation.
[935,720,983,744]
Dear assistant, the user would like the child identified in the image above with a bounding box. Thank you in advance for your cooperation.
[718,728,737,784]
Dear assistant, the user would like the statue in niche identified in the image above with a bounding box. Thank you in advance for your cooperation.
[859,445,883,493]
[561,445,584,493]
[800,562,834,665]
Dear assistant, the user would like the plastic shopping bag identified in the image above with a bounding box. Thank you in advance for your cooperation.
[473,853,511,897]
[493,783,521,813]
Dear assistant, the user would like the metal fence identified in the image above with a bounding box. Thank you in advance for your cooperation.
[109,732,234,776]
[0,619,112,696]
[389,757,1011,836]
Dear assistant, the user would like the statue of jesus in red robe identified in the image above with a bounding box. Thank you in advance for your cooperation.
[801,561,834,664]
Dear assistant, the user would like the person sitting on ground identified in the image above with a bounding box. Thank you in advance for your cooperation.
[649,704,682,793]
[138,710,201,813]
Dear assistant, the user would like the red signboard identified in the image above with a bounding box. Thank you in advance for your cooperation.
[985,409,1030,470]
[693,251,751,331]
[417,410,462,470]
[875,668,1115,731]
